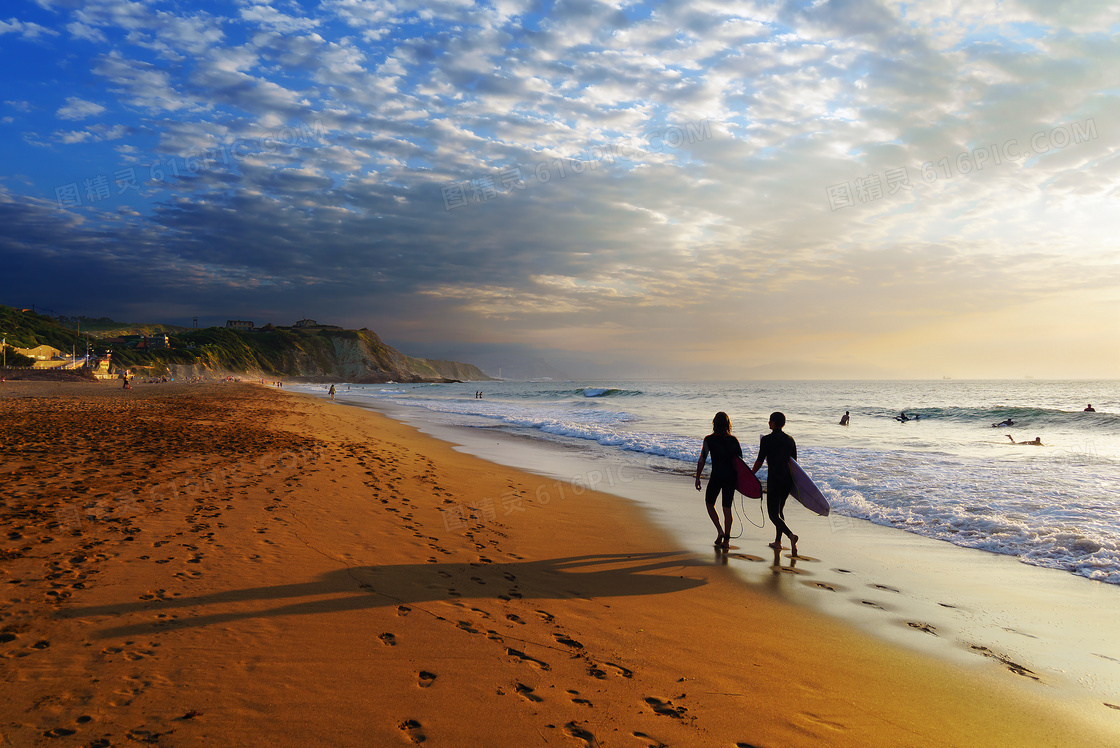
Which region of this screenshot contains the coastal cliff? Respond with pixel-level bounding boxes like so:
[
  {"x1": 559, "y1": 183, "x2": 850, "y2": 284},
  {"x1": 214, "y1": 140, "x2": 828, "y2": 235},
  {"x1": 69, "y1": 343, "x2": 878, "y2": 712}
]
[{"x1": 0, "y1": 307, "x2": 491, "y2": 382}]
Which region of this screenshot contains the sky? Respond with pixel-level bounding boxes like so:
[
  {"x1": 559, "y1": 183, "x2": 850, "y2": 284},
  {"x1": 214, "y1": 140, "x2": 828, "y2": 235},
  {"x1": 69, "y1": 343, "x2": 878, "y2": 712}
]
[{"x1": 1, "y1": 0, "x2": 1118, "y2": 380}]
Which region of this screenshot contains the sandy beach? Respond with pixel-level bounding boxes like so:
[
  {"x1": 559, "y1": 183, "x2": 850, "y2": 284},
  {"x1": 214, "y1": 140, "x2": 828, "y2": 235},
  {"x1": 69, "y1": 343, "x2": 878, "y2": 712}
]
[{"x1": 0, "y1": 381, "x2": 1114, "y2": 746}]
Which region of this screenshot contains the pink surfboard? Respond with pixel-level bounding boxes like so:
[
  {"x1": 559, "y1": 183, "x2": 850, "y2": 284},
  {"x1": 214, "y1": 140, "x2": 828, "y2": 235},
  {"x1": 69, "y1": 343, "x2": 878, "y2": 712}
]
[
  {"x1": 789, "y1": 458, "x2": 830, "y2": 516},
  {"x1": 733, "y1": 456, "x2": 762, "y2": 498}
]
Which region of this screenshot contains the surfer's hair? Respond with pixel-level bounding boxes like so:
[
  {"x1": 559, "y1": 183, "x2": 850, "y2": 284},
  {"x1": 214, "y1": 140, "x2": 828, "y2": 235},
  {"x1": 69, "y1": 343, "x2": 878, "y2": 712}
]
[
  {"x1": 712, "y1": 411, "x2": 731, "y2": 434},
  {"x1": 770, "y1": 411, "x2": 786, "y2": 428}
]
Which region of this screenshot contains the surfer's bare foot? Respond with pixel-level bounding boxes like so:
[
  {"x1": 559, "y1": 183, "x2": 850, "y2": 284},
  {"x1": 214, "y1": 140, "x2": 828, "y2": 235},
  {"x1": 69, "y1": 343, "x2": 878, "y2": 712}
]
[
  {"x1": 768, "y1": 541, "x2": 782, "y2": 549},
  {"x1": 719, "y1": 536, "x2": 730, "y2": 550},
  {"x1": 790, "y1": 535, "x2": 799, "y2": 555},
  {"x1": 714, "y1": 533, "x2": 725, "y2": 547}
]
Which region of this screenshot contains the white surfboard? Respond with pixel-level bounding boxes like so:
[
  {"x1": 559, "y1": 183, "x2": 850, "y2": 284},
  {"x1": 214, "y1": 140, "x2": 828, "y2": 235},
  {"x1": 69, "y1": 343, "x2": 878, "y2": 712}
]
[{"x1": 788, "y1": 458, "x2": 830, "y2": 516}]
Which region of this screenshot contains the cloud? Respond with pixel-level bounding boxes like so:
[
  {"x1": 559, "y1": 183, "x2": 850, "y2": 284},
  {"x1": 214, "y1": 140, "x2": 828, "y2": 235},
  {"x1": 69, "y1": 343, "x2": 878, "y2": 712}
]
[
  {"x1": 1, "y1": 0, "x2": 1118, "y2": 378},
  {"x1": 57, "y1": 97, "x2": 107, "y2": 120},
  {"x1": 0, "y1": 17, "x2": 59, "y2": 40}
]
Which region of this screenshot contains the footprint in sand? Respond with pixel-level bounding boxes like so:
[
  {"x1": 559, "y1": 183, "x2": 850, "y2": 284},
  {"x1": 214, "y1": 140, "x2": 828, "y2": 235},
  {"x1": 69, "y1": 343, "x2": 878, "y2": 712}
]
[
  {"x1": 506, "y1": 647, "x2": 550, "y2": 671},
  {"x1": 456, "y1": 621, "x2": 479, "y2": 634},
  {"x1": 418, "y1": 671, "x2": 436, "y2": 688},
  {"x1": 378, "y1": 633, "x2": 398, "y2": 646},
  {"x1": 505, "y1": 614, "x2": 525, "y2": 625},
  {"x1": 515, "y1": 682, "x2": 543, "y2": 702},
  {"x1": 398, "y1": 719, "x2": 425, "y2": 744},
  {"x1": 871, "y1": 584, "x2": 900, "y2": 593},
  {"x1": 906, "y1": 622, "x2": 938, "y2": 636},
  {"x1": 643, "y1": 697, "x2": 687, "y2": 719},
  {"x1": 552, "y1": 633, "x2": 583, "y2": 649},
  {"x1": 633, "y1": 731, "x2": 671, "y2": 747},
  {"x1": 859, "y1": 600, "x2": 887, "y2": 610},
  {"x1": 564, "y1": 722, "x2": 596, "y2": 747},
  {"x1": 807, "y1": 581, "x2": 838, "y2": 592}
]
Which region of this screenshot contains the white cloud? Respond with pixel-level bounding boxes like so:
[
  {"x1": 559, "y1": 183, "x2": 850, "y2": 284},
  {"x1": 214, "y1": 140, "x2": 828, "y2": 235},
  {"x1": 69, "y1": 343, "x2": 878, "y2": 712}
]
[{"x1": 57, "y1": 97, "x2": 107, "y2": 120}]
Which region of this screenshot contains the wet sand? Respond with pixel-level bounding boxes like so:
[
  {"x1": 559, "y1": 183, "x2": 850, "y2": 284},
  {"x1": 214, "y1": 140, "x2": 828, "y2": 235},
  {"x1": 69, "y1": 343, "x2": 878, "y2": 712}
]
[{"x1": 0, "y1": 381, "x2": 1114, "y2": 745}]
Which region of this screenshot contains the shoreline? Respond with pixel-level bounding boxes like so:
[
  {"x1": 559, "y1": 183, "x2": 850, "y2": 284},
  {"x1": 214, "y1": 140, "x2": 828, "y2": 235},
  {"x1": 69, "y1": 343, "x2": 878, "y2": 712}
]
[
  {"x1": 1, "y1": 381, "x2": 1115, "y2": 745},
  {"x1": 337, "y1": 388, "x2": 1120, "y2": 711}
]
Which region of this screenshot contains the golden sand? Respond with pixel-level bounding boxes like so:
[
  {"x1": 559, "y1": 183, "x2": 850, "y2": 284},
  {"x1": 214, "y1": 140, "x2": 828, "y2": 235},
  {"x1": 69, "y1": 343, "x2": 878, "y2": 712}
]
[{"x1": 0, "y1": 381, "x2": 1109, "y2": 745}]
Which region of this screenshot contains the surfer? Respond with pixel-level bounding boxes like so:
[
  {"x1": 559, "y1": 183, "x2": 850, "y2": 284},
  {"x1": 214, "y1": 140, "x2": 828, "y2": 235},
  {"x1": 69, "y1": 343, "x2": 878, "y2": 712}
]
[
  {"x1": 1085, "y1": 404, "x2": 1096, "y2": 412},
  {"x1": 839, "y1": 411, "x2": 849, "y2": 426},
  {"x1": 992, "y1": 418, "x2": 1014, "y2": 428},
  {"x1": 1007, "y1": 435, "x2": 1043, "y2": 445},
  {"x1": 750, "y1": 412, "x2": 798, "y2": 555},
  {"x1": 694, "y1": 411, "x2": 742, "y2": 550},
  {"x1": 896, "y1": 411, "x2": 909, "y2": 422}
]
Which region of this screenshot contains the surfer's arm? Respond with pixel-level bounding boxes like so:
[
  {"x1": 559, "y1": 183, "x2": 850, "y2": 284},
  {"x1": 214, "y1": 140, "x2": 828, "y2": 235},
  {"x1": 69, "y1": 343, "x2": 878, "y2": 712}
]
[{"x1": 695, "y1": 438, "x2": 709, "y2": 490}]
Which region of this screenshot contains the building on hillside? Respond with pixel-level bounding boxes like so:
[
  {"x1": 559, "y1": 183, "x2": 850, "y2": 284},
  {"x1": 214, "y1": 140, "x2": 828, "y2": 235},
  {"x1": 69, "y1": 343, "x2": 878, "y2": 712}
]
[
  {"x1": 14, "y1": 344, "x2": 62, "y2": 360},
  {"x1": 146, "y1": 334, "x2": 170, "y2": 349},
  {"x1": 293, "y1": 319, "x2": 318, "y2": 328},
  {"x1": 226, "y1": 320, "x2": 254, "y2": 330}
]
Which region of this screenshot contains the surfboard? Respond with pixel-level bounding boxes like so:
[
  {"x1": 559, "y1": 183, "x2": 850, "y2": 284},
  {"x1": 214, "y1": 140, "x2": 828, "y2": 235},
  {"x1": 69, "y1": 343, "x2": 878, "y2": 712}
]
[
  {"x1": 788, "y1": 458, "x2": 830, "y2": 516},
  {"x1": 733, "y1": 456, "x2": 762, "y2": 498}
]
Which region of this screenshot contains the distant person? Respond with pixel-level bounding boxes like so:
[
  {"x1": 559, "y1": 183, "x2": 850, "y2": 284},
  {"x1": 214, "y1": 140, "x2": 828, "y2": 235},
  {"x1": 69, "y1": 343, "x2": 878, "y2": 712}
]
[
  {"x1": 993, "y1": 418, "x2": 1014, "y2": 428},
  {"x1": 1084, "y1": 404, "x2": 1096, "y2": 412},
  {"x1": 695, "y1": 411, "x2": 742, "y2": 550},
  {"x1": 1007, "y1": 435, "x2": 1043, "y2": 446},
  {"x1": 329, "y1": 384, "x2": 336, "y2": 400},
  {"x1": 839, "y1": 411, "x2": 849, "y2": 426},
  {"x1": 750, "y1": 412, "x2": 798, "y2": 555},
  {"x1": 896, "y1": 411, "x2": 909, "y2": 422}
]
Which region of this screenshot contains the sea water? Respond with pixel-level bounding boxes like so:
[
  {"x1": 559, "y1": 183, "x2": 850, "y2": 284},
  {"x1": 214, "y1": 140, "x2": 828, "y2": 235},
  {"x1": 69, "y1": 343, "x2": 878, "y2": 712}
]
[{"x1": 298, "y1": 379, "x2": 1120, "y2": 586}]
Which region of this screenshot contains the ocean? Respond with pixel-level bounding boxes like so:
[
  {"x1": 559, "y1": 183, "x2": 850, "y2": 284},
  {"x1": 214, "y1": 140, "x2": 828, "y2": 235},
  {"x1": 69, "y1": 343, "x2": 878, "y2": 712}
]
[{"x1": 296, "y1": 378, "x2": 1120, "y2": 586}]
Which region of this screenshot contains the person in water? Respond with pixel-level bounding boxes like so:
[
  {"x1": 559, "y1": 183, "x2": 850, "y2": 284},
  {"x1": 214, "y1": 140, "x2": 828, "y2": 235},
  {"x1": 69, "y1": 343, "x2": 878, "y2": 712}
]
[
  {"x1": 1007, "y1": 435, "x2": 1043, "y2": 445},
  {"x1": 839, "y1": 411, "x2": 850, "y2": 426},
  {"x1": 695, "y1": 411, "x2": 741, "y2": 550},
  {"x1": 751, "y1": 412, "x2": 798, "y2": 555},
  {"x1": 993, "y1": 418, "x2": 1014, "y2": 427},
  {"x1": 1085, "y1": 404, "x2": 1096, "y2": 412}
]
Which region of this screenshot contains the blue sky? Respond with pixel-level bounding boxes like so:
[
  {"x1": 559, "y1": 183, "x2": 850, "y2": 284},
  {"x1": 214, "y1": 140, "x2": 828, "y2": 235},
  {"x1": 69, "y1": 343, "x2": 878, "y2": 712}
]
[{"x1": 1, "y1": 0, "x2": 1118, "y2": 379}]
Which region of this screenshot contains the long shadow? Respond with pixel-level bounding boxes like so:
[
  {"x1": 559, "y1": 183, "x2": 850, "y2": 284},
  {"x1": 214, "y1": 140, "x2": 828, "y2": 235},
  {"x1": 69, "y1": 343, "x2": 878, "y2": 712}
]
[{"x1": 65, "y1": 552, "x2": 708, "y2": 638}]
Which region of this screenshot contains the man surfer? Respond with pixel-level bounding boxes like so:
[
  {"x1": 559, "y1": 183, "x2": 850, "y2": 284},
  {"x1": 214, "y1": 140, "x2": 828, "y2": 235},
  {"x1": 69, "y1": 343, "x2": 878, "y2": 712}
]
[
  {"x1": 1007, "y1": 435, "x2": 1043, "y2": 445},
  {"x1": 695, "y1": 411, "x2": 741, "y2": 550},
  {"x1": 993, "y1": 418, "x2": 1014, "y2": 427},
  {"x1": 839, "y1": 411, "x2": 850, "y2": 426},
  {"x1": 751, "y1": 412, "x2": 798, "y2": 555},
  {"x1": 1085, "y1": 404, "x2": 1096, "y2": 412}
]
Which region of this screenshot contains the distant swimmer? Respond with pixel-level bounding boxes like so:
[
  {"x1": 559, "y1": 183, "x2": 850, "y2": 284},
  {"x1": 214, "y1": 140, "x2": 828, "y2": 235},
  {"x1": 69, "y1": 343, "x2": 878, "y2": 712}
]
[
  {"x1": 839, "y1": 411, "x2": 850, "y2": 426},
  {"x1": 1007, "y1": 435, "x2": 1043, "y2": 446},
  {"x1": 896, "y1": 411, "x2": 908, "y2": 422},
  {"x1": 1085, "y1": 404, "x2": 1096, "y2": 412},
  {"x1": 992, "y1": 418, "x2": 1014, "y2": 428}
]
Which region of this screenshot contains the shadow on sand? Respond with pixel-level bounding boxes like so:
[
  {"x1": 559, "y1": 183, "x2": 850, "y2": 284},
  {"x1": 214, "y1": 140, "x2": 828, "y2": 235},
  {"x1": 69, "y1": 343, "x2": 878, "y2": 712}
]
[{"x1": 67, "y1": 551, "x2": 709, "y2": 638}]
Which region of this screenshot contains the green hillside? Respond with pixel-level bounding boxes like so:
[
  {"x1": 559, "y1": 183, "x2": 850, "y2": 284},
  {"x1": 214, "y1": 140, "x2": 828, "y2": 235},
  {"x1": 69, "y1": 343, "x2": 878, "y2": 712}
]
[{"x1": 0, "y1": 306, "x2": 491, "y2": 382}]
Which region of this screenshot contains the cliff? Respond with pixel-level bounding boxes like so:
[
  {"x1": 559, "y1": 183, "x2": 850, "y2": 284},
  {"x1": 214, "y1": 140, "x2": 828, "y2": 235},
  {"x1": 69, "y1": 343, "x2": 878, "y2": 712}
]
[{"x1": 0, "y1": 307, "x2": 491, "y2": 382}]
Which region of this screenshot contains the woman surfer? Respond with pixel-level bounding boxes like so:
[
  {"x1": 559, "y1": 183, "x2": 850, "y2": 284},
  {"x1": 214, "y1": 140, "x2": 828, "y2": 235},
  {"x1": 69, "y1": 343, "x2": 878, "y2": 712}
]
[{"x1": 695, "y1": 412, "x2": 742, "y2": 549}]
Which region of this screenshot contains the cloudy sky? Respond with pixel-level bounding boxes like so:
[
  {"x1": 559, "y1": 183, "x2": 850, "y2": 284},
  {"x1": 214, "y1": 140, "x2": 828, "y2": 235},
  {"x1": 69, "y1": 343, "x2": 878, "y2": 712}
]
[{"x1": 1, "y1": 0, "x2": 1117, "y2": 379}]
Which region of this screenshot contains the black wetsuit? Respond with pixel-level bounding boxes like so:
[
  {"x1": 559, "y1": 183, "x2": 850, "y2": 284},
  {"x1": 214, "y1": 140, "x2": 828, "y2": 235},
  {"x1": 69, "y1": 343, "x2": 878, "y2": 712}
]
[
  {"x1": 758, "y1": 430, "x2": 797, "y2": 537},
  {"x1": 703, "y1": 433, "x2": 742, "y2": 508}
]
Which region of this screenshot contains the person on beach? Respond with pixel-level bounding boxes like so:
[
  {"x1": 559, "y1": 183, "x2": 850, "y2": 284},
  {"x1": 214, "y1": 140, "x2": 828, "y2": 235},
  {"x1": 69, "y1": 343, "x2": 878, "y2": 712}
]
[
  {"x1": 695, "y1": 411, "x2": 741, "y2": 549},
  {"x1": 329, "y1": 384, "x2": 336, "y2": 400},
  {"x1": 751, "y1": 412, "x2": 798, "y2": 555},
  {"x1": 1007, "y1": 435, "x2": 1043, "y2": 445},
  {"x1": 1085, "y1": 404, "x2": 1096, "y2": 412},
  {"x1": 839, "y1": 411, "x2": 849, "y2": 426}
]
